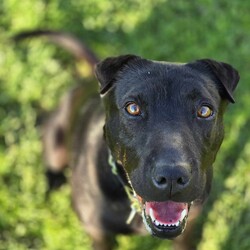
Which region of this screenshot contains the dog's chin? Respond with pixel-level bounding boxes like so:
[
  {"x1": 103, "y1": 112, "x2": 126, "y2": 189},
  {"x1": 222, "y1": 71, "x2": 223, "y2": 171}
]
[{"x1": 136, "y1": 196, "x2": 192, "y2": 239}]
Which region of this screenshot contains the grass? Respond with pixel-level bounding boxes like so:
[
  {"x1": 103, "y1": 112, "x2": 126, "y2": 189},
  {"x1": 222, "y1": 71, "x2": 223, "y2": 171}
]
[{"x1": 0, "y1": 0, "x2": 250, "y2": 249}]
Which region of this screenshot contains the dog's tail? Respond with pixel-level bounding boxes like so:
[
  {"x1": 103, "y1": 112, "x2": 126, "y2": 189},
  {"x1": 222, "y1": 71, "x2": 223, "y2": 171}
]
[
  {"x1": 14, "y1": 30, "x2": 99, "y2": 195},
  {"x1": 13, "y1": 29, "x2": 99, "y2": 77}
]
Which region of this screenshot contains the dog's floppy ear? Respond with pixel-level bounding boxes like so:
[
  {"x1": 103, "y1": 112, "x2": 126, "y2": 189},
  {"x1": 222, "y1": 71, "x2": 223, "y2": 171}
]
[
  {"x1": 195, "y1": 59, "x2": 240, "y2": 103},
  {"x1": 95, "y1": 54, "x2": 140, "y2": 95}
]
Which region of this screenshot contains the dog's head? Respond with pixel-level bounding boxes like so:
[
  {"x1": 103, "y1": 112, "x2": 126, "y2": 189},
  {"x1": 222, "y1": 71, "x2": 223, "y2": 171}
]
[{"x1": 95, "y1": 55, "x2": 239, "y2": 238}]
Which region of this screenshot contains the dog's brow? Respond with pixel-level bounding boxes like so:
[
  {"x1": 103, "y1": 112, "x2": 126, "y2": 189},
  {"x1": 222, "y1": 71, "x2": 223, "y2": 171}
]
[{"x1": 186, "y1": 89, "x2": 202, "y2": 100}]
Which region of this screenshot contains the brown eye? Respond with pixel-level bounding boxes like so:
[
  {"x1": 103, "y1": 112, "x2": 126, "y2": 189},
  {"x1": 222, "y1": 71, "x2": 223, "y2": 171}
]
[
  {"x1": 125, "y1": 102, "x2": 141, "y2": 116},
  {"x1": 197, "y1": 105, "x2": 213, "y2": 118}
]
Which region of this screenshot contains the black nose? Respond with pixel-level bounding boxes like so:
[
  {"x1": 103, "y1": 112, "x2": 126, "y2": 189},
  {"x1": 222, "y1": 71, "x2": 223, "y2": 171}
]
[{"x1": 152, "y1": 165, "x2": 191, "y2": 195}]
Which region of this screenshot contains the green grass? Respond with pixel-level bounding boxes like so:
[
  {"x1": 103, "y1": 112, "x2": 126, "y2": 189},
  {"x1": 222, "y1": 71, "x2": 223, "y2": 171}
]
[{"x1": 0, "y1": 0, "x2": 250, "y2": 249}]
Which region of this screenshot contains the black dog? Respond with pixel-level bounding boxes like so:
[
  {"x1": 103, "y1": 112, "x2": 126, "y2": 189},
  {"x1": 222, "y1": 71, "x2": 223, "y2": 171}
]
[
  {"x1": 14, "y1": 31, "x2": 240, "y2": 250},
  {"x1": 70, "y1": 55, "x2": 239, "y2": 249}
]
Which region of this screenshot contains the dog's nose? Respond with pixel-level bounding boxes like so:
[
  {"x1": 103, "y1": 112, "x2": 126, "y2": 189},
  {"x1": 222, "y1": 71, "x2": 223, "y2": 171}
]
[{"x1": 152, "y1": 165, "x2": 191, "y2": 195}]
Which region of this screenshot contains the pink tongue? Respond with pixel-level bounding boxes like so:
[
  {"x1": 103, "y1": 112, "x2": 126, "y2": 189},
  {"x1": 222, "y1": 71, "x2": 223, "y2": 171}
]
[{"x1": 145, "y1": 201, "x2": 187, "y2": 224}]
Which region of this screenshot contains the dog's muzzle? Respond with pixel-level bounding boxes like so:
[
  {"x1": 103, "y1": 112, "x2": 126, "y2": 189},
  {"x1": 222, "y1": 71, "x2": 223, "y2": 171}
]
[{"x1": 108, "y1": 152, "x2": 193, "y2": 238}]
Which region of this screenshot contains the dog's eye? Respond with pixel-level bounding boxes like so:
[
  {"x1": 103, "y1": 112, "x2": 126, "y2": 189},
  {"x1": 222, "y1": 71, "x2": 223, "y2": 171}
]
[
  {"x1": 125, "y1": 102, "x2": 141, "y2": 116},
  {"x1": 197, "y1": 105, "x2": 213, "y2": 119}
]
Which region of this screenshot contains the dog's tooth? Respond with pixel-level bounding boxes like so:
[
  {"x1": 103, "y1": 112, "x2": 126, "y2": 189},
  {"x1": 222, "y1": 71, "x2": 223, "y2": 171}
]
[
  {"x1": 149, "y1": 208, "x2": 155, "y2": 221},
  {"x1": 153, "y1": 219, "x2": 181, "y2": 228},
  {"x1": 180, "y1": 209, "x2": 187, "y2": 222},
  {"x1": 154, "y1": 220, "x2": 160, "y2": 226}
]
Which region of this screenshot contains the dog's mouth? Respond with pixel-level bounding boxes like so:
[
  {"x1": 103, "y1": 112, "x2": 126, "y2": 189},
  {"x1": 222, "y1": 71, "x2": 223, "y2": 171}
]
[
  {"x1": 112, "y1": 159, "x2": 192, "y2": 238},
  {"x1": 136, "y1": 196, "x2": 191, "y2": 238}
]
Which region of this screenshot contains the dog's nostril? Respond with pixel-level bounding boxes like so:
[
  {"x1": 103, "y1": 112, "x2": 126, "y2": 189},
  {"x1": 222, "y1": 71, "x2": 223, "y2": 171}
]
[
  {"x1": 177, "y1": 177, "x2": 186, "y2": 186},
  {"x1": 155, "y1": 176, "x2": 167, "y2": 185},
  {"x1": 153, "y1": 174, "x2": 169, "y2": 189}
]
